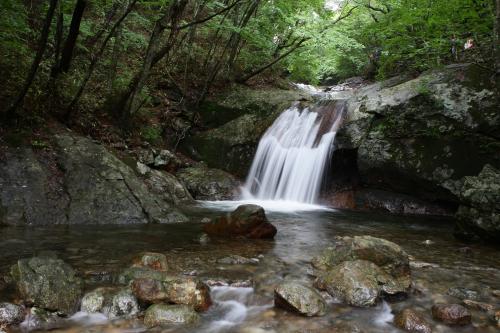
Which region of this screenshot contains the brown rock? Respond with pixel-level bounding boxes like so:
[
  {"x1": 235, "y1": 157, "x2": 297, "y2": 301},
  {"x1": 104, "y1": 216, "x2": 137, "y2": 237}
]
[
  {"x1": 203, "y1": 204, "x2": 277, "y2": 239},
  {"x1": 394, "y1": 308, "x2": 432, "y2": 333},
  {"x1": 131, "y1": 278, "x2": 167, "y2": 303},
  {"x1": 462, "y1": 299, "x2": 494, "y2": 313},
  {"x1": 431, "y1": 304, "x2": 471, "y2": 326},
  {"x1": 132, "y1": 252, "x2": 168, "y2": 271}
]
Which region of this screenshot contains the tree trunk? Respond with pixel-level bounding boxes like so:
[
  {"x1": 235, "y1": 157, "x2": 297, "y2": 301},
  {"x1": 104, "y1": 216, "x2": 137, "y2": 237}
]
[
  {"x1": 5, "y1": 0, "x2": 58, "y2": 119},
  {"x1": 50, "y1": 2, "x2": 64, "y2": 77},
  {"x1": 59, "y1": 0, "x2": 87, "y2": 73},
  {"x1": 495, "y1": 0, "x2": 500, "y2": 73}
]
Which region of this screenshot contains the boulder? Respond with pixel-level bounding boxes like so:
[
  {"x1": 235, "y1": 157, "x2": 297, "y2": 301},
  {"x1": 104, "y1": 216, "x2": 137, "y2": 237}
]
[
  {"x1": 455, "y1": 164, "x2": 500, "y2": 241},
  {"x1": 176, "y1": 165, "x2": 240, "y2": 200},
  {"x1": 431, "y1": 303, "x2": 471, "y2": 326},
  {"x1": 274, "y1": 281, "x2": 327, "y2": 317},
  {"x1": 143, "y1": 304, "x2": 199, "y2": 327},
  {"x1": 10, "y1": 256, "x2": 83, "y2": 314},
  {"x1": 143, "y1": 169, "x2": 194, "y2": 205},
  {"x1": 315, "y1": 260, "x2": 391, "y2": 307},
  {"x1": 131, "y1": 276, "x2": 212, "y2": 312},
  {"x1": 394, "y1": 308, "x2": 432, "y2": 333},
  {"x1": 21, "y1": 307, "x2": 64, "y2": 331},
  {"x1": 312, "y1": 235, "x2": 411, "y2": 291},
  {"x1": 203, "y1": 204, "x2": 277, "y2": 239},
  {"x1": 0, "y1": 303, "x2": 25, "y2": 326}
]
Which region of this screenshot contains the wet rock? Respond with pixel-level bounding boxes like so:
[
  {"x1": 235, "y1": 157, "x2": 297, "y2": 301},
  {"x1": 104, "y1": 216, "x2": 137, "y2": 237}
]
[
  {"x1": 132, "y1": 252, "x2": 168, "y2": 271},
  {"x1": 462, "y1": 300, "x2": 494, "y2": 313},
  {"x1": 315, "y1": 260, "x2": 387, "y2": 307},
  {"x1": 492, "y1": 290, "x2": 500, "y2": 298},
  {"x1": 177, "y1": 165, "x2": 240, "y2": 200},
  {"x1": 455, "y1": 164, "x2": 500, "y2": 242},
  {"x1": 22, "y1": 307, "x2": 64, "y2": 331},
  {"x1": 394, "y1": 308, "x2": 432, "y2": 333},
  {"x1": 81, "y1": 287, "x2": 139, "y2": 318},
  {"x1": 10, "y1": 256, "x2": 83, "y2": 314},
  {"x1": 312, "y1": 235, "x2": 411, "y2": 292},
  {"x1": 118, "y1": 266, "x2": 170, "y2": 285},
  {"x1": 143, "y1": 169, "x2": 194, "y2": 205},
  {"x1": 446, "y1": 287, "x2": 479, "y2": 301},
  {"x1": 203, "y1": 204, "x2": 277, "y2": 239},
  {"x1": 0, "y1": 303, "x2": 25, "y2": 326},
  {"x1": 131, "y1": 276, "x2": 212, "y2": 311},
  {"x1": 154, "y1": 150, "x2": 177, "y2": 168},
  {"x1": 274, "y1": 281, "x2": 327, "y2": 317},
  {"x1": 494, "y1": 310, "x2": 500, "y2": 327},
  {"x1": 431, "y1": 303, "x2": 471, "y2": 325},
  {"x1": 143, "y1": 304, "x2": 199, "y2": 327},
  {"x1": 136, "y1": 162, "x2": 150, "y2": 175}
]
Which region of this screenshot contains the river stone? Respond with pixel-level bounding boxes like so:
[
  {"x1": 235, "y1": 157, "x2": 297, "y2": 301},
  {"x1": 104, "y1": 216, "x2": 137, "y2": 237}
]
[
  {"x1": 143, "y1": 170, "x2": 194, "y2": 205},
  {"x1": 109, "y1": 289, "x2": 139, "y2": 318},
  {"x1": 118, "y1": 266, "x2": 170, "y2": 285},
  {"x1": 315, "y1": 260, "x2": 385, "y2": 307},
  {"x1": 312, "y1": 236, "x2": 411, "y2": 291},
  {"x1": 394, "y1": 308, "x2": 432, "y2": 333},
  {"x1": 132, "y1": 252, "x2": 168, "y2": 271},
  {"x1": 0, "y1": 303, "x2": 25, "y2": 326},
  {"x1": 446, "y1": 287, "x2": 479, "y2": 301},
  {"x1": 143, "y1": 304, "x2": 199, "y2": 327},
  {"x1": 81, "y1": 287, "x2": 139, "y2": 318},
  {"x1": 10, "y1": 256, "x2": 83, "y2": 314},
  {"x1": 22, "y1": 307, "x2": 64, "y2": 331},
  {"x1": 274, "y1": 281, "x2": 327, "y2": 317},
  {"x1": 131, "y1": 276, "x2": 212, "y2": 311},
  {"x1": 431, "y1": 303, "x2": 471, "y2": 325},
  {"x1": 462, "y1": 299, "x2": 494, "y2": 313},
  {"x1": 176, "y1": 165, "x2": 240, "y2": 200},
  {"x1": 203, "y1": 204, "x2": 277, "y2": 239}
]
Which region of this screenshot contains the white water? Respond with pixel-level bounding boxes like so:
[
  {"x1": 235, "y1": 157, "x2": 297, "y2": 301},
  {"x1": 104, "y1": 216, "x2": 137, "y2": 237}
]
[{"x1": 242, "y1": 101, "x2": 345, "y2": 204}]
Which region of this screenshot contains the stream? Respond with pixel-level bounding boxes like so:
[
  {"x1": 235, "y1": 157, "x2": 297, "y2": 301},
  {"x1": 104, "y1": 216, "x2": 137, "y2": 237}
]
[{"x1": 1, "y1": 202, "x2": 499, "y2": 332}]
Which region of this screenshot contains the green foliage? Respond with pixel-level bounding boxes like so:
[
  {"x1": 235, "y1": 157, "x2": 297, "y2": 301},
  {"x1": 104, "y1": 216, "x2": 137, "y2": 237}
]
[{"x1": 140, "y1": 125, "x2": 162, "y2": 143}]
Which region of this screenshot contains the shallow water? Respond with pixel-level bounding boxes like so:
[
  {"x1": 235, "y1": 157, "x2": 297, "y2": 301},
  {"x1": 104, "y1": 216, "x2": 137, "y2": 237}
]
[{"x1": 1, "y1": 203, "x2": 499, "y2": 332}]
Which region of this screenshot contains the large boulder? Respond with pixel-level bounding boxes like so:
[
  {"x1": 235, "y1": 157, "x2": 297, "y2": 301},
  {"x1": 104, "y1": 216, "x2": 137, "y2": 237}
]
[
  {"x1": 312, "y1": 235, "x2": 411, "y2": 291},
  {"x1": 203, "y1": 204, "x2": 277, "y2": 239},
  {"x1": 274, "y1": 281, "x2": 327, "y2": 317},
  {"x1": 0, "y1": 133, "x2": 188, "y2": 225},
  {"x1": 431, "y1": 303, "x2": 471, "y2": 326},
  {"x1": 329, "y1": 64, "x2": 499, "y2": 239},
  {"x1": 454, "y1": 164, "x2": 500, "y2": 241},
  {"x1": 181, "y1": 85, "x2": 310, "y2": 177},
  {"x1": 10, "y1": 256, "x2": 83, "y2": 314},
  {"x1": 176, "y1": 165, "x2": 240, "y2": 200}
]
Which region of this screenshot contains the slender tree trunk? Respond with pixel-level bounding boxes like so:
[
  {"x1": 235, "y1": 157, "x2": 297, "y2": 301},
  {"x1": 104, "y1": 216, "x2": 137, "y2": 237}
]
[
  {"x1": 59, "y1": 0, "x2": 87, "y2": 73},
  {"x1": 495, "y1": 0, "x2": 500, "y2": 73},
  {"x1": 50, "y1": 2, "x2": 64, "y2": 77},
  {"x1": 5, "y1": 0, "x2": 58, "y2": 119}
]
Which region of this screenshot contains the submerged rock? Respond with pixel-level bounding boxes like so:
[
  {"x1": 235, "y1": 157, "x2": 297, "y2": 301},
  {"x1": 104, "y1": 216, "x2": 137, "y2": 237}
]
[
  {"x1": 394, "y1": 308, "x2": 432, "y2": 333},
  {"x1": 176, "y1": 165, "x2": 240, "y2": 200},
  {"x1": 312, "y1": 235, "x2": 411, "y2": 292},
  {"x1": 274, "y1": 281, "x2": 327, "y2": 317},
  {"x1": 203, "y1": 204, "x2": 277, "y2": 239},
  {"x1": 10, "y1": 256, "x2": 83, "y2": 314},
  {"x1": 22, "y1": 307, "x2": 64, "y2": 331},
  {"x1": 446, "y1": 287, "x2": 479, "y2": 301},
  {"x1": 462, "y1": 299, "x2": 494, "y2": 313},
  {"x1": 132, "y1": 252, "x2": 168, "y2": 271},
  {"x1": 431, "y1": 303, "x2": 471, "y2": 326},
  {"x1": 143, "y1": 304, "x2": 199, "y2": 327},
  {"x1": 0, "y1": 303, "x2": 25, "y2": 326}
]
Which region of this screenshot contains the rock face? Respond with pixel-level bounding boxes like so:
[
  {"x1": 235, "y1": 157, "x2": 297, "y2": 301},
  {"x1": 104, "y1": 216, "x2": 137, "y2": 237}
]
[
  {"x1": 0, "y1": 134, "x2": 188, "y2": 225},
  {"x1": 431, "y1": 303, "x2": 471, "y2": 326},
  {"x1": 10, "y1": 256, "x2": 83, "y2": 314},
  {"x1": 176, "y1": 165, "x2": 240, "y2": 200},
  {"x1": 274, "y1": 281, "x2": 326, "y2": 317},
  {"x1": 454, "y1": 164, "x2": 500, "y2": 241},
  {"x1": 143, "y1": 169, "x2": 194, "y2": 205},
  {"x1": 203, "y1": 204, "x2": 277, "y2": 239},
  {"x1": 181, "y1": 85, "x2": 310, "y2": 177},
  {"x1": 394, "y1": 308, "x2": 432, "y2": 333},
  {"x1": 312, "y1": 236, "x2": 410, "y2": 307},
  {"x1": 330, "y1": 64, "x2": 499, "y2": 240},
  {"x1": 0, "y1": 303, "x2": 25, "y2": 326},
  {"x1": 144, "y1": 304, "x2": 199, "y2": 327}
]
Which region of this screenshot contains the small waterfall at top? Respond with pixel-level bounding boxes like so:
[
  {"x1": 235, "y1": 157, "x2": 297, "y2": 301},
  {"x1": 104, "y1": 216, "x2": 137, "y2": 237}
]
[{"x1": 242, "y1": 98, "x2": 346, "y2": 204}]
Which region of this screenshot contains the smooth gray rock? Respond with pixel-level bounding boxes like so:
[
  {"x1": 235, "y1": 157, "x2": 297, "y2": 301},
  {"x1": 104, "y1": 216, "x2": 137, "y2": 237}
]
[
  {"x1": 143, "y1": 304, "x2": 199, "y2": 327},
  {"x1": 274, "y1": 281, "x2": 327, "y2": 316},
  {"x1": 0, "y1": 302, "x2": 25, "y2": 326}
]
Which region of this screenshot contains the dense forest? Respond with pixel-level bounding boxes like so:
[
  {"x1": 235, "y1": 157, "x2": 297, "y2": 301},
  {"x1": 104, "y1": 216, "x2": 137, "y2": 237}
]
[{"x1": 1, "y1": 0, "x2": 498, "y2": 139}]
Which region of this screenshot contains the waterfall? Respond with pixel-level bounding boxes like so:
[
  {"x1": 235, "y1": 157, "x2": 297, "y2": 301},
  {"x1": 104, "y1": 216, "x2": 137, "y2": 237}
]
[{"x1": 242, "y1": 100, "x2": 346, "y2": 204}]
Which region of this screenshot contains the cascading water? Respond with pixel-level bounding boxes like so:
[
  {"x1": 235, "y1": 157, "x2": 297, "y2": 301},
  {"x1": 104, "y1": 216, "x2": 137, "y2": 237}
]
[{"x1": 242, "y1": 99, "x2": 346, "y2": 204}]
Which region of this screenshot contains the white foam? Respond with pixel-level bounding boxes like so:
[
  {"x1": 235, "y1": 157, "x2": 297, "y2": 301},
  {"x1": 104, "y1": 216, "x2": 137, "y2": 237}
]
[{"x1": 198, "y1": 199, "x2": 333, "y2": 213}]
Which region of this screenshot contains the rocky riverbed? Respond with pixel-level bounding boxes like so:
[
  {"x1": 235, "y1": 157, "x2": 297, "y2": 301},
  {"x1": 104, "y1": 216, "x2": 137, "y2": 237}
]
[{"x1": 1, "y1": 204, "x2": 499, "y2": 333}]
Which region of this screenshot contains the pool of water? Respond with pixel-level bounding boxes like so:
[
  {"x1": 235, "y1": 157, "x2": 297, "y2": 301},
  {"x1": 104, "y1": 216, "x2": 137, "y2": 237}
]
[{"x1": 1, "y1": 203, "x2": 499, "y2": 332}]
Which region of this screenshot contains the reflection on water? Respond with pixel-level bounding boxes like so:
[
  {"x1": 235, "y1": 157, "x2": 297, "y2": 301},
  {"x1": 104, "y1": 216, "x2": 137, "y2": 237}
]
[{"x1": 1, "y1": 205, "x2": 499, "y2": 332}]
